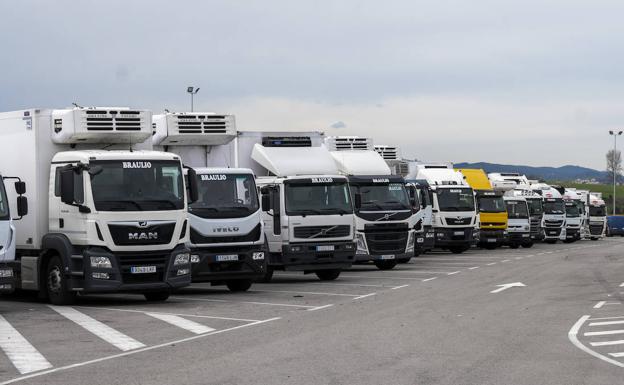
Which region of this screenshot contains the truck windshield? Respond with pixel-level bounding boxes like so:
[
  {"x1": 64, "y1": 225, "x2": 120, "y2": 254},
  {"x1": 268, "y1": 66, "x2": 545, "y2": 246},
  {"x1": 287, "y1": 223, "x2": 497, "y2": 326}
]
[
  {"x1": 189, "y1": 173, "x2": 259, "y2": 219},
  {"x1": 436, "y1": 188, "x2": 475, "y2": 212},
  {"x1": 0, "y1": 181, "x2": 8, "y2": 220},
  {"x1": 506, "y1": 201, "x2": 529, "y2": 219},
  {"x1": 565, "y1": 204, "x2": 580, "y2": 218},
  {"x1": 351, "y1": 183, "x2": 411, "y2": 211},
  {"x1": 478, "y1": 196, "x2": 505, "y2": 213},
  {"x1": 90, "y1": 160, "x2": 185, "y2": 211},
  {"x1": 543, "y1": 200, "x2": 565, "y2": 215},
  {"x1": 527, "y1": 198, "x2": 543, "y2": 216},
  {"x1": 285, "y1": 182, "x2": 352, "y2": 216},
  {"x1": 589, "y1": 206, "x2": 606, "y2": 216}
]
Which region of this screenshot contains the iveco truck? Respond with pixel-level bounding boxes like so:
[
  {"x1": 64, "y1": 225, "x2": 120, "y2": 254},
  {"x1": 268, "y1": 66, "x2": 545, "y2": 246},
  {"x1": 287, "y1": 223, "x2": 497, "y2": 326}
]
[
  {"x1": 0, "y1": 108, "x2": 196, "y2": 304},
  {"x1": 0, "y1": 175, "x2": 28, "y2": 293},
  {"x1": 205, "y1": 131, "x2": 356, "y2": 281},
  {"x1": 457, "y1": 169, "x2": 508, "y2": 249},
  {"x1": 326, "y1": 137, "x2": 420, "y2": 269},
  {"x1": 153, "y1": 112, "x2": 266, "y2": 292},
  {"x1": 409, "y1": 164, "x2": 477, "y2": 254}
]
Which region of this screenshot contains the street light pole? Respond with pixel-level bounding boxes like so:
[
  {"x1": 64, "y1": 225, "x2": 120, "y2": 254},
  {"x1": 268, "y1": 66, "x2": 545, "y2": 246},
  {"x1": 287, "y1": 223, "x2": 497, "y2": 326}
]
[
  {"x1": 609, "y1": 130, "x2": 623, "y2": 215},
  {"x1": 186, "y1": 86, "x2": 200, "y2": 112}
]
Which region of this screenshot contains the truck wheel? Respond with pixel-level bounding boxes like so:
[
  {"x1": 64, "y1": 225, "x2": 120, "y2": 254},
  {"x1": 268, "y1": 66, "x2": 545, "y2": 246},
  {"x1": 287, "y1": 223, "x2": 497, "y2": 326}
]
[
  {"x1": 397, "y1": 257, "x2": 412, "y2": 264},
  {"x1": 483, "y1": 244, "x2": 497, "y2": 250},
  {"x1": 226, "y1": 279, "x2": 253, "y2": 292},
  {"x1": 449, "y1": 246, "x2": 465, "y2": 254},
  {"x1": 521, "y1": 242, "x2": 533, "y2": 248},
  {"x1": 257, "y1": 266, "x2": 274, "y2": 283},
  {"x1": 590, "y1": 237, "x2": 599, "y2": 241},
  {"x1": 46, "y1": 255, "x2": 76, "y2": 306},
  {"x1": 509, "y1": 243, "x2": 520, "y2": 249},
  {"x1": 144, "y1": 291, "x2": 170, "y2": 302},
  {"x1": 374, "y1": 260, "x2": 397, "y2": 270},
  {"x1": 315, "y1": 269, "x2": 341, "y2": 281}
]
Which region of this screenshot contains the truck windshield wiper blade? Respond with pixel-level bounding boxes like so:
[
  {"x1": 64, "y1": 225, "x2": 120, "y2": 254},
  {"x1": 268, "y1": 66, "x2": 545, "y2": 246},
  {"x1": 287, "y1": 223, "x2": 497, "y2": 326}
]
[
  {"x1": 320, "y1": 208, "x2": 351, "y2": 214},
  {"x1": 383, "y1": 200, "x2": 410, "y2": 209},
  {"x1": 145, "y1": 199, "x2": 179, "y2": 209},
  {"x1": 97, "y1": 200, "x2": 143, "y2": 210},
  {"x1": 362, "y1": 201, "x2": 385, "y2": 210}
]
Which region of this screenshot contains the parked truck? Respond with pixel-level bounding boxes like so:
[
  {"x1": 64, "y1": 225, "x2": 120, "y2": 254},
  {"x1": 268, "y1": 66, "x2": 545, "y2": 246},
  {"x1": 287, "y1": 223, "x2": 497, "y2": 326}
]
[
  {"x1": 0, "y1": 175, "x2": 28, "y2": 293},
  {"x1": 561, "y1": 188, "x2": 583, "y2": 243},
  {"x1": 0, "y1": 107, "x2": 197, "y2": 304},
  {"x1": 457, "y1": 169, "x2": 508, "y2": 249},
  {"x1": 585, "y1": 192, "x2": 607, "y2": 240},
  {"x1": 326, "y1": 137, "x2": 421, "y2": 269},
  {"x1": 502, "y1": 196, "x2": 531, "y2": 248},
  {"x1": 530, "y1": 183, "x2": 566, "y2": 243},
  {"x1": 409, "y1": 163, "x2": 477, "y2": 254},
  {"x1": 204, "y1": 131, "x2": 357, "y2": 281},
  {"x1": 152, "y1": 112, "x2": 266, "y2": 291}
]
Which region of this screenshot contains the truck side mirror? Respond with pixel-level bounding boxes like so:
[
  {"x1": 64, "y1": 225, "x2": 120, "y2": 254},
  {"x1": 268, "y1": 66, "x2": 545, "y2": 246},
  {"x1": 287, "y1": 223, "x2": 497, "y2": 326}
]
[
  {"x1": 16, "y1": 196, "x2": 28, "y2": 218},
  {"x1": 354, "y1": 193, "x2": 362, "y2": 209},
  {"x1": 14, "y1": 181, "x2": 26, "y2": 195},
  {"x1": 186, "y1": 168, "x2": 199, "y2": 204},
  {"x1": 60, "y1": 169, "x2": 75, "y2": 205},
  {"x1": 261, "y1": 194, "x2": 271, "y2": 212}
]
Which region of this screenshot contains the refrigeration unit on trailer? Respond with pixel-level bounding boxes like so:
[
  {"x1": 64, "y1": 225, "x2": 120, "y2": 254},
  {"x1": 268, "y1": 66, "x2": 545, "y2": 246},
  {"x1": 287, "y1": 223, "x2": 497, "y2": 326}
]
[
  {"x1": 561, "y1": 188, "x2": 583, "y2": 243},
  {"x1": 457, "y1": 169, "x2": 508, "y2": 249},
  {"x1": 0, "y1": 107, "x2": 197, "y2": 304},
  {"x1": 0, "y1": 175, "x2": 28, "y2": 293},
  {"x1": 409, "y1": 163, "x2": 477, "y2": 254},
  {"x1": 502, "y1": 196, "x2": 531, "y2": 248},
  {"x1": 326, "y1": 137, "x2": 421, "y2": 269},
  {"x1": 153, "y1": 112, "x2": 266, "y2": 292},
  {"x1": 530, "y1": 183, "x2": 566, "y2": 244},
  {"x1": 488, "y1": 173, "x2": 544, "y2": 241},
  {"x1": 231, "y1": 131, "x2": 356, "y2": 282}
]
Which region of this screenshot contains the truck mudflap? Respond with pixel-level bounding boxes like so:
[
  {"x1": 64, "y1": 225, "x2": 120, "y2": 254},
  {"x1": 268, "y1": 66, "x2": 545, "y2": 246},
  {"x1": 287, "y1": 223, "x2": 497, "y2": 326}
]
[
  {"x1": 0, "y1": 264, "x2": 14, "y2": 293},
  {"x1": 273, "y1": 241, "x2": 356, "y2": 271},
  {"x1": 433, "y1": 227, "x2": 475, "y2": 248},
  {"x1": 77, "y1": 245, "x2": 191, "y2": 293},
  {"x1": 189, "y1": 244, "x2": 267, "y2": 283}
]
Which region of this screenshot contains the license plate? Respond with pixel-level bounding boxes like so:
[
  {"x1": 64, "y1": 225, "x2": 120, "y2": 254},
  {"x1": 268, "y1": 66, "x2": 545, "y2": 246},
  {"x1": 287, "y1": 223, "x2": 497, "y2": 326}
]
[
  {"x1": 216, "y1": 254, "x2": 238, "y2": 262},
  {"x1": 416, "y1": 237, "x2": 424, "y2": 243},
  {"x1": 426, "y1": 233, "x2": 434, "y2": 238},
  {"x1": 454, "y1": 231, "x2": 464, "y2": 236},
  {"x1": 548, "y1": 231, "x2": 557, "y2": 235},
  {"x1": 487, "y1": 238, "x2": 497, "y2": 243},
  {"x1": 522, "y1": 234, "x2": 529, "y2": 237},
  {"x1": 380, "y1": 255, "x2": 395, "y2": 260},
  {"x1": 316, "y1": 245, "x2": 335, "y2": 252},
  {"x1": 130, "y1": 266, "x2": 156, "y2": 274}
]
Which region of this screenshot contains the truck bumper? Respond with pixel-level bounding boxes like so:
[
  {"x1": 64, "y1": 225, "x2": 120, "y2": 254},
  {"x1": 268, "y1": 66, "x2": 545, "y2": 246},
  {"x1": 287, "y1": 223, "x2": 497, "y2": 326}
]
[
  {"x1": 274, "y1": 241, "x2": 356, "y2": 271},
  {"x1": 543, "y1": 227, "x2": 563, "y2": 239},
  {"x1": 189, "y1": 244, "x2": 266, "y2": 283},
  {"x1": 79, "y1": 245, "x2": 191, "y2": 293},
  {"x1": 433, "y1": 227, "x2": 475, "y2": 248},
  {"x1": 507, "y1": 231, "x2": 531, "y2": 244},
  {"x1": 478, "y1": 229, "x2": 506, "y2": 246},
  {"x1": 415, "y1": 227, "x2": 435, "y2": 253},
  {"x1": 0, "y1": 264, "x2": 14, "y2": 293},
  {"x1": 565, "y1": 228, "x2": 580, "y2": 240}
]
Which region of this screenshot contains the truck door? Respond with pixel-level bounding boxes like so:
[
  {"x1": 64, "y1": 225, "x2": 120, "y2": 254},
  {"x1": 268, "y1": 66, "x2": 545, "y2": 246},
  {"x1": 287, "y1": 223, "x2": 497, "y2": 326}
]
[{"x1": 51, "y1": 164, "x2": 89, "y2": 244}]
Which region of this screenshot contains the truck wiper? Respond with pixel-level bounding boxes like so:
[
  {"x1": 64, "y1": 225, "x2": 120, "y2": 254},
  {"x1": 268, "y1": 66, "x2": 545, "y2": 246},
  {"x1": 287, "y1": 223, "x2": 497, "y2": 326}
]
[
  {"x1": 383, "y1": 200, "x2": 410, "y2": 209},
  {"x1": 291, "y1": 209, "x2": 323, "y2": 216},
  {"x1": 97, "y1": 200, "x2": 143, "y2": 210},
  {"x1": 320, "y1": 208, "x2": 351, "y2": 215},
  {"x1": 362, "y1": 201, "x2": 385, "y2": 210},
  {"x1": 145, "y1": 199, "x2": 179, "y2": 209}
]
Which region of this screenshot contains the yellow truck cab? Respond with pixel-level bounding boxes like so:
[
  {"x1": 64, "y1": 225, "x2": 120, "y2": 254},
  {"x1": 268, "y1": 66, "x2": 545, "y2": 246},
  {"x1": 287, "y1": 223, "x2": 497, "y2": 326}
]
[{"x1": 457, "y1": 169, "x2": 508, "y2": 249}]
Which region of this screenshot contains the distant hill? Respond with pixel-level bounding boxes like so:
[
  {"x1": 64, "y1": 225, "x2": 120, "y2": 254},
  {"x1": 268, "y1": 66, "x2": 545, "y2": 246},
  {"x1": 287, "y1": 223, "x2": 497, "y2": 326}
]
[{"x1": 453, "y1": 162, "x2": 607, "y2": 182}]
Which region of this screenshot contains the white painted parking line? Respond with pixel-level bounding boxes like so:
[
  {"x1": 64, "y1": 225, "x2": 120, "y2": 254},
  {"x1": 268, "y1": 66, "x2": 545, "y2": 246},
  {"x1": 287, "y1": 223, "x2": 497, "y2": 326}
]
[
  {"x1": 609, "y1": 352, "x2": 624, "y2": 358},
  {"x1": 422, "y1": 277, "x2": 437, "y2": 282},
  {"x1": 569, "y1": 315, "x2": 624, "y2": 368},
  {"x1": 515, "y1": 257, "x2": 523, "y2": 260},
  {"x1": 447, "y1": 271, "x2": 460, "y2": 275},
  {"x1": 252, "y1": 289, "x2": 362, "y2": 297},
  {"x1": 0, "y1": 315, "x2": 53, "y2": 374},
  {"x1": 590, "y1": 340, "x2": 624, "y2": 347},
  {"x1": 501, "y1": 259, "x2": 510, "y2": 263},
  {"x1": 391, "y1": 284, "x2": 410, "y2": 290},
  {"x1": 307, "y1": 304, "x2": 334, "y2": 312},
  {"x1": 337, "y1": 275, "x2": 433, "y2": 281},
  {"x1": 589, "y1": 320, "x2": 624, "y2": 327},
  {"x1": 486, "y1": 263, "x2": 497, "y2": 266},
  {"x1": 594, "y1": 301, "x2": 607, "y2": 309},
  {"x1": 620, "y1": 283, "x2": 624, "y2": 287},
  {"x1": 353, "y1": 293, "x2": 376, "y2": 300},
  {"x1": 145, "y1": 313, "x2": 215, "y2": 335},
  {"x1": 526, "y1": 255, "x2": 534, "y2": 258},
  {"x1": 76, "y1": 306, "x2": 261, "y2": 323},
  {"x1": 584, "y1": 330, "x2": 624, "y2": 337},
  {"x1": 49, "y1": 306, "x2": 145, "y2": 351},
  {"x1": 170, "y1": 296, "x2": 319, "y2": 309},
  {"x1": 468, "y1": 266, "x2": 480, "y2": 270}
]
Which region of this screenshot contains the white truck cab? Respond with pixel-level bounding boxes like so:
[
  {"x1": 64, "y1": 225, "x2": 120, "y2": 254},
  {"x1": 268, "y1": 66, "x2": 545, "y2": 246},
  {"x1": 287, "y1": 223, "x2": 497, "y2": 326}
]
[
  {"x1": 562, "y1": 188, "x2": 583, "y2": 243},
  {"x1": 409, "y1": 163, "x2": 477, "y2": 254},
  {"x1": 530, "y1": 183, "x2": 566, "y2": 243},
  {"x1": 0, "y1": 175, "x2": 28, "y2": 292},
  {"x1": 502, "y1": 196, "x2": 531, "y2": 248},
  {"x1": 586, "y1": 193, "x2": 607, "y2": 240},
  {"x1": 0, "y1": 107, "x2": 196, "y2": 304}
]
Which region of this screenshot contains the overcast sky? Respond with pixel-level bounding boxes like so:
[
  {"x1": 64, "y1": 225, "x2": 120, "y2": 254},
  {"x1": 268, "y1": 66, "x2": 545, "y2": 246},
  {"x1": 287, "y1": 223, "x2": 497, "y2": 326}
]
[{"x1": 1, "y1": 0, "x2": 622, "y2": 169}]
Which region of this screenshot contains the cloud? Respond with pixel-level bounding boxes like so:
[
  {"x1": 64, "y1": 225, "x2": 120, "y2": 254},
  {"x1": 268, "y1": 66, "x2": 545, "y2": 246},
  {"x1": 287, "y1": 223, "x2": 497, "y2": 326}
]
[{"x1": 330, "y1": 121, "x2": 347, "y2": 129}]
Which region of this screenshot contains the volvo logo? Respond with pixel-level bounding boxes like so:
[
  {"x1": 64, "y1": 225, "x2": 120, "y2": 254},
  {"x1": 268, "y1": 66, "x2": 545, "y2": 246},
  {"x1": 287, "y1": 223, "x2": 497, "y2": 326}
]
[
  {"x1": 213, "y1": 226, "x2": 240, "y2": 233},
  {"x1": 375, "y1": 212, "x2": 399, "y2": 221},
  {"x1": 128, "y1": 232, "x2": 158, "y2": 240}
]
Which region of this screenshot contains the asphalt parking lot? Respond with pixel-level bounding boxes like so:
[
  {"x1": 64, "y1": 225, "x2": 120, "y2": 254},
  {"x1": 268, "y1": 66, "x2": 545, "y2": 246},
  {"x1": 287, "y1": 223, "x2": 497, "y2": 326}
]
[{"x1": 1, "y1": 239, "x2": 623, "y2": 385}]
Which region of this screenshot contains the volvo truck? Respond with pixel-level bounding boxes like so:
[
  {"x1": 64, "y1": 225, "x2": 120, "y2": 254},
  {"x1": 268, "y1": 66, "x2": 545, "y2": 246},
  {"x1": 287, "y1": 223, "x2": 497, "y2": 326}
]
[
  {"x1": 326, "y1": 137, "x2": 420, "y2": 269},
  {"x1": 153, "y1": 112, "x2": 266, "y2": 292},
  {"x1": 205, "y1": 131, "x2": 357, "y2": 281},
  {"x1": 503, "y1": 196, "x2": 531, "y2": 248},
  {"x1": 0, "y1": 108, "x2": 196, "y2": 304},
  {"x1": 0, "y1": 175, "x2": 28, "y2": 293},
  {"x1": 409, "y1": 164, "x2": 477, "y2": 254},
  {"x1": 457, "y1": 169, "x2": 508, "y2": 249}
]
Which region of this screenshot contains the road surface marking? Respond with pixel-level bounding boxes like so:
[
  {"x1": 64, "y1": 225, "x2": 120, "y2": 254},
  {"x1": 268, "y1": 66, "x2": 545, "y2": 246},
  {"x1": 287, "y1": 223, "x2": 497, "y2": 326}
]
[
  {"x1": 468, "y1": 266, "x2": 480, "y2": 270},
  {"x1": 251, "y1": 289, "x2": 360, "y2": 297},
  {"x1": 620, "y1": 283, "x2": 624, "y2": 287},
  {"x1": 145, "y1": 313, "x2": 215, "y2": 335},
  {"x1": 609, "y1": 352, "x2": 624, "y2": 358},
  {"x1": 0, "y1": 317, "x2": 281, "y2": 385},
  {"x1": 568, "y1": 315, "x2": 624, "y2": 368},
  {"x1": 76, "y1": 306, "x2": 260, "y2": 323},
  {"x1": 515, "y1": 256, "x2": 523, "y2": 260},
  {"x1": 0, "y1": 316, "x2": 53, "y2": 374},
  {"x1": 307, "y1": 304, "x2": 334, "y2": 311},
  {"x1": 486, "y1": 263, "x2": 497, "y2": 266},
  {"x1": 501, "y1": 259, "x2": 510, "y2": 263},
  {"x1": 49, "y1": 306, "x2": 145, "y2": 351},
  {"x1": 391, "y1": 284, "x2": 410, "y2": 290},
  {"x1": 584, "y1": 330, "x2": 624, "y2": 337},
  {"x1": 594, "y1": 301, "x2": 607, "y2": 309},
  {"x1": 490, "y1": 282, "x2": 526, "y2": 294},
  {"x1": 589, "y1": 320, "x2": 624, "y2": 327},
  {"x1": 447, "y1": 271, "x2": 460, "y2": 275},
  {"x1": 526, "y1": 255, "x2": 534, "y2": 258},
  {"x1": 353, "y1": 293, "x2": 376, "y2": 300},
  {"x1": 422, "y1": 277, "x2": 438, "y2": 282},
  {"x1": 170, "y1": 296, "x2": 319, "y2": 309},
  {"x1": 590, "y1": 340, "x2": 624, "y2": 347}
]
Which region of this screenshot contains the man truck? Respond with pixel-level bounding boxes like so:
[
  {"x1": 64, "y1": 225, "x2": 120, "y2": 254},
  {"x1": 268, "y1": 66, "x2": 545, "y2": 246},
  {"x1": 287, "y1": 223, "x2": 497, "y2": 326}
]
[
  {"x1": 153, "y1": 112, "x2": 266, "y2": 292},
  {"x1": 0, "y1": 107, "x2": 196, "y2": 304}
]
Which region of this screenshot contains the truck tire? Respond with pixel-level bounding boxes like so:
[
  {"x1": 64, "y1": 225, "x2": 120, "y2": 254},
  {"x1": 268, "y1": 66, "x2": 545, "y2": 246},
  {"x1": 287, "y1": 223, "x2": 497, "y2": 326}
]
[
  {"x1": 315, "y1": 269, "x2": 341, "y2": 281},
  {"x1": 483, "y1": 243, "x2": 497, "y2": 250},
  {"x1": 257, "y1": 266, "x2": 274, "y2": 283},
  {"x1": 590, "y1": 237, "x2": 599, "y2": 241},
  {"x1": 449, "y1": 246, "x2": 466, "y2": 254},
  {"x1": 521, "y1": 242, "x2": 533, "y2": 248},
  {"x1": 46, "y1": 255, "x2": 76, "y2": 306},
  {"x1": 226, "y1": 279, "x2": 253, "y2": 292},
  {"x1": 397, "y1": 257, "x2": 412, "y2": 264},
  {"x1": 144, "y1": 291, "x2": 170, "y2": 302},
  {"x1": 509, "y1": 243, "x2": 520, "y2": 249},
  {"x1": 374, "y1": 260, "x2": 397, "y2": 270}
]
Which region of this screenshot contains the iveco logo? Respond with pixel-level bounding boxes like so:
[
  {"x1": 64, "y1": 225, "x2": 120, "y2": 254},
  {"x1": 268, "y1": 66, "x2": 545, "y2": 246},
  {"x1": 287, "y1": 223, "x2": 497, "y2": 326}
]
[
  {"x1": 213, "y1": 227, "x2": 240, "y2": 233},
  {"x1": 129, "y1": 232, "x2": 158, "y2": 240}
]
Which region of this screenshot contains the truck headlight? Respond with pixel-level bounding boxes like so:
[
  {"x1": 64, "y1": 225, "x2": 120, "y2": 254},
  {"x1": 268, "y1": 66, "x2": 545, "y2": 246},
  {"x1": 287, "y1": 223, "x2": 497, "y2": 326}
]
[
  {"x1": 252, "y1": 252, "x2": 265, "y2": 260},
  {"x1": 356, "y1": 233, "x2": 367, "y2": 254},
  {"x1": 290, "y1": 245, "x2": 303, "y2": 252},
  {"x1": 0, "y1": 268, "x2": 13, "y2": 278},
  {"x1": 190, "y1": 254, "x2": 200, "y2": 263},
  {"x1": 90, "y1": 256, "x2": 112, "y2": 269},
  {"x1": 174, "y1": 253, "x2": 190, "y2": 266},
  {"x1": 405, "y1": 232, "x2": 415, "y2": 253},
  {"x1": 177, "y1": 268, "x2": 190, "y2": 276}
]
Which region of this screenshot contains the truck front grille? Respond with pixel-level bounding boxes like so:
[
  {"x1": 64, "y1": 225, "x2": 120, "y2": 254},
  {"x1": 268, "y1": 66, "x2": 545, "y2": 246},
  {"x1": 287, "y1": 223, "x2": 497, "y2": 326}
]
[
  {"x1": 190, "y1": 224, "x2": 262, "y2": 244},
  {"x1": 363, "y1": 223, "x2": 409, "y2": 254},
  {"x1": 446, "y1": 217, "x2": 472, "y2": 226},
  {"x1": 294, "y1": 225, "x2": 350, "y2": 239},
  {"x1": 108, "y1": 223, "x2": 176, "y2": 246},
  {"x1": 589, "y1": 224, "x2": 604, "y2": 235},
  {"x1": 116, "y1": 252, "x2": 167, "y2": 284},
  {"x1": 544, "y1": 220, "x2": 563, "y2": 228}
]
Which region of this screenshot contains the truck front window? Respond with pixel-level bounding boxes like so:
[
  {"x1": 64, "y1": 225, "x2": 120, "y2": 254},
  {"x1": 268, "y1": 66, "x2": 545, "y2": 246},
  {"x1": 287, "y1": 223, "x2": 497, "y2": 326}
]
[
  {"x1": 565, "y1": 204, "x2": 580, "y2": 218},
  {"x1": 589, "y1": 206, "x2": 605, "y2": 216},
  {"x1": 478, "y1": 196, "x2": 505, "y2": 213},
  {"x1": 543, "y1": 200, "x2": 565, "y2": 215},
  {"x1": 527, "y1": 199, "x2": 543, "y2": 215},
  {"x1": 285, "y1": 183, "x2": 352, "y2": 216},
  {"x1": 0, "y1": 181, "x2": 8, "y2": 220},
  {"x1": 90, "y1": 160, "x2": 184, "y2": 211},
  {"x1": 190, "y1": 174, "x2": 259, "y2": 219},
  {"x1": 436, "y1": 188, "x2": 475, "y2": 212},
  {"x1": 351, "y1": 183, "x2": 410, "y2": 211},
  {"x1": 506, "y1": 201, "x2": 529, "y2": 219}
]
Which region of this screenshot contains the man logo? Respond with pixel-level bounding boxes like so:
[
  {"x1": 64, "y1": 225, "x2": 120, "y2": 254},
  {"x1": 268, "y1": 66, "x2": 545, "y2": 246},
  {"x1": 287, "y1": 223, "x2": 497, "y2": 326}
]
[
  {"x1": 129, "y1": 232, "x2": 158, "y2": 240},
  {"x1": 138, "y1": 221, "x2": 148, "y2": 228}
]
